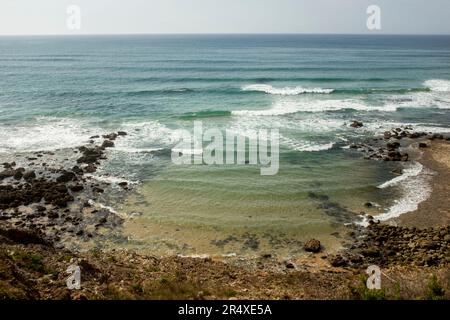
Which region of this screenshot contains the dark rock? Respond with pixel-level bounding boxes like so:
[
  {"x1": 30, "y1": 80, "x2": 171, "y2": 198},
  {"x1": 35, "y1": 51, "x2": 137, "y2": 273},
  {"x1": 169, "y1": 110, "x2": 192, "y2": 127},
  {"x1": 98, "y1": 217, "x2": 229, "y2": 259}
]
[
  {"x1": 102, "y1": 133, "x2": 118, "y2": 141},
  {"x1": 361, "y1": 248, "x2": 380, "y2": 257},
  {"x1": 364, "y1": 202, "x2": 374, "y2": 208},
  {"x1": 118, "y1": 182, "x2": 128, "y2": 188},
  {"x1": 56, "y1": 171, "x2": 76, "y2": 183},
  {"x1": 0, "y1": 180, "x2": 74, "y2": 209},
  {"x1": 83, "y1": 164, "x2": 97, "y2": 173},
  {"x1": 285, "y1": 262, "x2": 295, "y2": 269},
  {"x1": 69, "y1": 185, "x2": 84, "y2": 192},
  {"x1": 386, "y1": 142, "x2": 400, "y2": 150},
  {"x1": 0, "y1": 227, "x2": 50, "y2": 245},
  {"x1": 36, "y1": 205, "x2": 46, "y2": 212},
  {"x1": 328, "y1": 255, "x2": 347, "y2": 267},
  {"x1": 2, "y1": 162, "x2": 16, "y2": 169},
  {"x1": 13, "y1": 168, "x2": 25, "y2": 180},
  {"x1": 48, "y1": 211, "x2": 59, "y2": 219},
  {"x1": 432, "y1": 133, "x2": 444, "y2": 140},
  {"x1": 350, "y1": 120, "x2": 363, "y2": 128},
  {"x1": 72, "y1": 166, "x2": 84, "y2": 175},
  {"x1": 303, "y1": 239, "x2": 322, "y2": 253},
  {"x1": 93, "y1": 187, "x2": 104, "y2": 193},
  {"x1": 0, "y1": 171, "x2": 13, "y2": 181},
  {"x1": 101, "y1": 140, "x2": 115, "y2": 148},
  {"x1": 117, "y1": 131, "x2": 127, "y2": 136},
  {"x1": 77, "y1": 146, "x2": 104, "y2": 164},
  {"x1": 23, "y1": 171, "x2": 36, "y2": 181},
  {"x1": 419, "y1": 143, "x2": 428, "y2": 148}
]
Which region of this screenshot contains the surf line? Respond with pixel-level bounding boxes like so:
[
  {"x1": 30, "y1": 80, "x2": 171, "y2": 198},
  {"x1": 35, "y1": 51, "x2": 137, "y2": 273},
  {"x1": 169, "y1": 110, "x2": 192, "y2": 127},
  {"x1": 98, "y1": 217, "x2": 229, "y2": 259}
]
[{"x1": 171, "y1": 121, "x2": 279, "y2": 175}]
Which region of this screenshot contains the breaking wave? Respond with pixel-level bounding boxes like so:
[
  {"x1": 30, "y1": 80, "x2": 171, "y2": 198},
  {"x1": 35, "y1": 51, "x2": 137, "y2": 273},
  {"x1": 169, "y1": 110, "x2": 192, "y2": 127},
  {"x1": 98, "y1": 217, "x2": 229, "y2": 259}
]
[{"x1": 242, "y1": 84, "x2": 334, "y2": 95}]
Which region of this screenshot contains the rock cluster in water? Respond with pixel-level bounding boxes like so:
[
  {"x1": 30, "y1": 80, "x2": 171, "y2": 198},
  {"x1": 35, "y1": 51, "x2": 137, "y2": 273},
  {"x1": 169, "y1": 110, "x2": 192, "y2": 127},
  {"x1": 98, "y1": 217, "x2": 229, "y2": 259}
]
[
  {"x1": 348, "y1": 125, "x2": 450, "y2": 162},
  {"x1": 0, "y1": 132, "x2": 129, "y2": 248}
]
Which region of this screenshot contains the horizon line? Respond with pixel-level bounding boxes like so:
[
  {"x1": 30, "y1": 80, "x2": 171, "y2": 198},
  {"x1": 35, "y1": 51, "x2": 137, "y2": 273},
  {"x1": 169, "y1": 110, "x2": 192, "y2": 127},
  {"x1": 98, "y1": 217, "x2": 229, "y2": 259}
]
[{"x1": 1, "y1": 32, "x2": 450, "y2": 37}]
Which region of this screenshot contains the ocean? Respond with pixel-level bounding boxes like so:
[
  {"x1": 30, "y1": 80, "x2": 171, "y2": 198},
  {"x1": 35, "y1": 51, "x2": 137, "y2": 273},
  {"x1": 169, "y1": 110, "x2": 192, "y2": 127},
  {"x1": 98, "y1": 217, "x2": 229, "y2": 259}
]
[{"x1": 1, "y1": 34, "x2": 450, "y2": 257}]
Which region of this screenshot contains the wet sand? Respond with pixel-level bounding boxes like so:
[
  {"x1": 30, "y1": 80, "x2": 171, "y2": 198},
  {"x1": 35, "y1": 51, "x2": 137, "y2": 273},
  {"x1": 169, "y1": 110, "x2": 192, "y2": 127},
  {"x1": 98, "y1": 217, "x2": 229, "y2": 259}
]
[{"x1": 394, "y1": 140, "x2": 450, "y2": 227}]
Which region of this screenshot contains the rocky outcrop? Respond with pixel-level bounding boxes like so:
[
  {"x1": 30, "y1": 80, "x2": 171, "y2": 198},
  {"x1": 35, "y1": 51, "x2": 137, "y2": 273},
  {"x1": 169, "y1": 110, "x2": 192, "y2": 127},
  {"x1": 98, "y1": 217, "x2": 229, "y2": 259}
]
[
  {"x1": 328, "y1": 224, "x2": 449, "y2": 268},
  {"x1": 303, "y1": 239, "x2": 322, "y2": 253},
  {"x1": 0, "y1": 131, "x2": 129, "y2": 248},
  {"x1": 0, "y1": 180, "x2": 74, "y2": 209}
]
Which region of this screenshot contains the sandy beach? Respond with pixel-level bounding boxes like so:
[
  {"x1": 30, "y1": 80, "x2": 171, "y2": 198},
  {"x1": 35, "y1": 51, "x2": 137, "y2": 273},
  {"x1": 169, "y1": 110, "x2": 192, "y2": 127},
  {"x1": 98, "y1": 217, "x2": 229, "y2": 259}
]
[{"x1": 394, "y1": 140, "x2": 450, "y2": 227}]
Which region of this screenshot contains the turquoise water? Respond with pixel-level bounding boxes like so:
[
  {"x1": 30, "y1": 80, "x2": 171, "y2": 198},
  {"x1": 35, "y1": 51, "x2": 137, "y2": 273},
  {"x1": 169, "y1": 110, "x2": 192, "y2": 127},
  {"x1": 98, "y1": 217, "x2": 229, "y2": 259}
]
[{"x1": 1, "y1": 35, "x2": 450, "y2": 256}]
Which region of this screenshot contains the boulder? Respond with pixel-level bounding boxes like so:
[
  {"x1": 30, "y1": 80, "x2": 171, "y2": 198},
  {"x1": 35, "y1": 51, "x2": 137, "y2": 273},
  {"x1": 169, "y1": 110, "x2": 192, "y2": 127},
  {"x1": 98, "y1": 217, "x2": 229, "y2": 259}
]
[
  {"x1": 56, "y1": 171, "x2": 76, "y2": 183},
  {"x1": 350, "y1": 120, "x2": 363, "y2": 128},
  {"x1": 102, "y1": 133, "x2": 118, "y2": 141},
  {"x1": 23, "y1": 171, "x2": 36, "y2": 181},
  {"x1": 0, "y1": 170, "x2": 15, "y2": 180},
  {"x1": 69, "y1": 185, "x2": 84, "y2": 192},
  {"x1": 13, "y1": 168, "x2": 25, "y2": 180},
  {"x1": 101, "y1": 140, "x2": 115, "y2": 149},
  {"x1": 328, "y1": 254, "x2": 347, "y2": 267},
  {"x1": 386, "y1": 142, "x2": 400, "y2": 150},
  {"x1": 83, "y1": 164, "x2": 97, "y2": 173},
  {"x1": 303, "y1": 239, "x2": 322, "y2": 253}
]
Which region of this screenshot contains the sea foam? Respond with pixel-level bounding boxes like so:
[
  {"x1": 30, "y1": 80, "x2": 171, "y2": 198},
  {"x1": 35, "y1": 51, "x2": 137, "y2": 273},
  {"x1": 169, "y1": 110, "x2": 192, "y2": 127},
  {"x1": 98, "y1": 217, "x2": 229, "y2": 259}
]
[
  {"x1": 242, "y1": 84, "x2": 334, "y2": 95},
  {"x1": 0, "y1": 117, "x2": 96, "y2": 153},
  {"x1": 424, "y1": 79, "x2": 450, "y2": 92},
  {"x1": 377, "y1": 162, "x2": 423, "y2": 189},
  {"x1": 232, "y1": 99, "x2": 397, "y2": 116},
  {"x1": 374, "y1": 164, "x2": 434, "y2": 221},
  {"x1": 281, "y1": 135, "x2": 334, "y2": 152}
]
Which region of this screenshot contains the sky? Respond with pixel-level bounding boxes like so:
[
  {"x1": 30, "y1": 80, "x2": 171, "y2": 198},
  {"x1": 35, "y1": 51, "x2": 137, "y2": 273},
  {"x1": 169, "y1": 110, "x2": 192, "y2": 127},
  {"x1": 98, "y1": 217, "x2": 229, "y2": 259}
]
[{"x1": 1, "y1": 0, "x2": 450, "y2": 35}]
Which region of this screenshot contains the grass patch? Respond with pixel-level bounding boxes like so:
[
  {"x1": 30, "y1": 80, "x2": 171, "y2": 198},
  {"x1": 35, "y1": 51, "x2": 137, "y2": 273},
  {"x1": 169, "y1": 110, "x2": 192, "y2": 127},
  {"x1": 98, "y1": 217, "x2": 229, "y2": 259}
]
[
  {"x1": 11, "y1": 251, "x2": 46, "y2": 273},
  {"x1": 146, "y1": 276, "x2": 209, "y2": 300},
  {"x1": 426, "y1": 275, "x2": 445, "y2": 300},
  {"x1": 350, "y1": 275, "x2": 386, "y2": 300}
]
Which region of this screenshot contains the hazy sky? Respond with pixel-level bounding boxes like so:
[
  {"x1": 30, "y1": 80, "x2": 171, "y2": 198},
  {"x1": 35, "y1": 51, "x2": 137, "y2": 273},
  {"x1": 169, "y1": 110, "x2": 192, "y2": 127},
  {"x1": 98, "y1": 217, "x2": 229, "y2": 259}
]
[{"x1": 1, "y1": 0, "x2": 450, "y2": 35}]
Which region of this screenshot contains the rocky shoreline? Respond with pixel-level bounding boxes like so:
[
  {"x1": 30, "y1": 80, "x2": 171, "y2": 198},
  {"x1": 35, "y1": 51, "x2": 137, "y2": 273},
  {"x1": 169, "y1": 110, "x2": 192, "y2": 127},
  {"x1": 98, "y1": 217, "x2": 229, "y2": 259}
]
[
  {"x1": 0, "y1": 126, "x2": 449, "y2": 299},
  {"x1": 0, "y1": 132, "x2": 131, "y2": 250}
]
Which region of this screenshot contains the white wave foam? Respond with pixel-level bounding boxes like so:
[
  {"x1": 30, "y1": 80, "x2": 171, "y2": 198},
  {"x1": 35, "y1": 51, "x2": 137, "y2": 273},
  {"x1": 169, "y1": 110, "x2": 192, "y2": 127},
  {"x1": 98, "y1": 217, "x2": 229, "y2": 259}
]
[
  {"x1": 84, "y1": 173, "x2": 137, "y2": 185},
  {"x1": 116, "y1": 121, "x2": 183, "y2": 147},
  {"x1": 374, "y1": 165, "x2": 434, "y2": 221},
  {"x1": 171, "y1": 148, "x2": 203, "y2": 155},
  {"x1": 413, "y1": 124, "x2": 450, "y2": 133},
  {"x1": 0, "y1": 117, "x2": 96, "y2": 153},
  {"x1": 360, "y1": 121, "x2": 450, "y2": 136},
  {"x1": 378, "y1": 162, "x2": 423, "y2": 189},
  {"x1": 87, "y1": 199, "x2": 128, "y2": 219},
  {"x1": 232, "y1": 99, "x2": 396, "y2": 116},
  {"x1": 424, "y1": 79, "x2": 450, "y2": 92},
  {"x1": 282, "y1": 136, "x2": 334, "y2": 152},
  {"x1": 242, "y1": 84, "x2": 334, "y2": 95},
  {"x1": 384, "y1": 89, "x2": 450, "y2": 111},
  {"x1": 113, "y1": 147, "x2": 164, "y2": 153}
]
